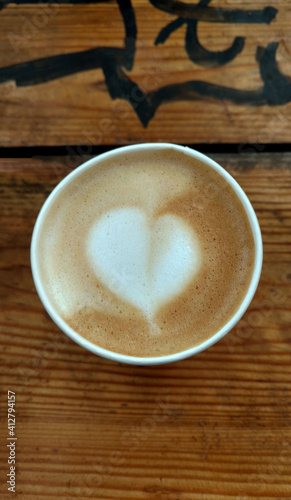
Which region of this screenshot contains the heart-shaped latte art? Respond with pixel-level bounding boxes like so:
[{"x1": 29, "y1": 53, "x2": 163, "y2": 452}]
[{"x1": 87, "y1": 208, "x2": 201, "y2": 319}]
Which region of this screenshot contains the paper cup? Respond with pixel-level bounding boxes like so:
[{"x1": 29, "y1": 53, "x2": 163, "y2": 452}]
[{"x1": 31, "y1": 144, "x2": 263, "y2": 365}]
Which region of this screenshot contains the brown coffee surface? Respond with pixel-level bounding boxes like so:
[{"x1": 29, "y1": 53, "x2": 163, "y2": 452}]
[{"x1": 38, "y1": 148, "x2": 255, "y2": 357}]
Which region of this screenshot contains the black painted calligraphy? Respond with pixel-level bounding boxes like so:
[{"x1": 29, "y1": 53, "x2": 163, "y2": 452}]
[{"x1": 0, "y1": 0, "x2": 289, "y2": 127}]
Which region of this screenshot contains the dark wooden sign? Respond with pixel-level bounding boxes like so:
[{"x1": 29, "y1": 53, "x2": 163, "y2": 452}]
[{"x1": 0, "y1": 0, "x2": 290, "y2": 145}]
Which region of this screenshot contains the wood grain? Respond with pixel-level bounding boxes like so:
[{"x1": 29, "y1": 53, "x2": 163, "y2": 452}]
[
  {"x1": 0, "y1": 0, "x2": 290, "y2": 146},
  {"x1": 0, "y1": 152, "x2": 291, "y2": 499}
]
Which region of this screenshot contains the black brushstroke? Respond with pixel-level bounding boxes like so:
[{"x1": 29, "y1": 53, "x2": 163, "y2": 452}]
[
  {"x1": 155, "y1": 15, "x2": 245, "y2": 68},
  {"x1": 256, "y1": 42, "x2": 291, "y2": 105},
  {"x1": 155, "y1": 17, "x2": 185, "y2": 45},
  {"x1": 185, "y1": 21, "x2": 244, "y2": 67},
  {"x1": 0, "y1": 0, "x2": 136, "y2": 85},
  {"x1": 103, "y1": 42, "x2": 291, "y2": 127},
  {"x1": 155, "y1": 0, "x2": 262, "y2": 68},
  {"x1": 150, "y1": 1, "x2": 278, "y2": 24}
]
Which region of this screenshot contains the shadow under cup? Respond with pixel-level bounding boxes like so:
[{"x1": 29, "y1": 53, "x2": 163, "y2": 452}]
[{"x1": 31, "y1": 144, "x2": 263, "y2": 366}]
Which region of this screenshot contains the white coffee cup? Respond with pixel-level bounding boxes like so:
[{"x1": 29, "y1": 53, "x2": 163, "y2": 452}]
[{"x1": 31, "y1": 144, "x2": 263, "y2": 366}]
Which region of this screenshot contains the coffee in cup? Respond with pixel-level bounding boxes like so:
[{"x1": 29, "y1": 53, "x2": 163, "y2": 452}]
[{"x1": 31, "y1": 145, "x2": 261, "y2": 362}]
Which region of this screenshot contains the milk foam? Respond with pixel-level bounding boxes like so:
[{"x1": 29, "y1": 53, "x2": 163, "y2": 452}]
[
  {"x1": 87, "y1": 207, "x2": 201, "y2": 319},
  {"x1": 37, "y1": 148, "x2": 255, "y2": 357}
]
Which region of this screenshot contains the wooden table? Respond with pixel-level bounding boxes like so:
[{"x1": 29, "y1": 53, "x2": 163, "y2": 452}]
[
  {"x1": 1, "y1": 154, "x2": 290, "y2": 499},
  {"x1": 0, "y1": 1, "x2": 291, "y2": 499}
]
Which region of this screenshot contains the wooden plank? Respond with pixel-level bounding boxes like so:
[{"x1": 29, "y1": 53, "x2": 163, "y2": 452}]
[
  {"x1": 0, "y1": 1, "x2": 291, "y2": 145},
  {"x1": 0, "y1": 152, "x2": 291, "y2": 499}
]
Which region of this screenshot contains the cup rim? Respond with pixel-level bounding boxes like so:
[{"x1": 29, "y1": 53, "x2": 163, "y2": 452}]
[{"x1": 31, "y1": 143, "x2": 263, "y2": 366}]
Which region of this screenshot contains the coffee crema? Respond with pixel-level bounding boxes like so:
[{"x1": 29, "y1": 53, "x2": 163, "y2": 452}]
[{"x1": 38, "y1": 148, "x2": 255, "y2": 357}]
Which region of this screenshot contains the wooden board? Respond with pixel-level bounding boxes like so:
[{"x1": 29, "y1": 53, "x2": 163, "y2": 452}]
[
  {"x1": 0, "y1": 0, "x2": 291, "y2": 145},
  {"x1": 0, "y1": 152, "x2": 291, "y2": 499}
]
